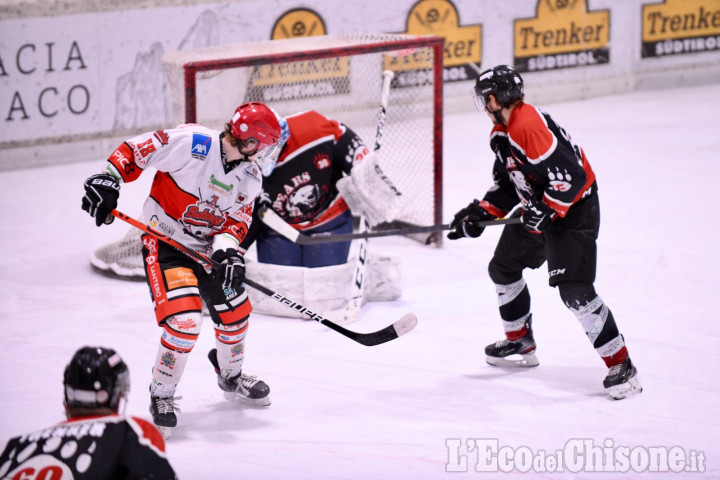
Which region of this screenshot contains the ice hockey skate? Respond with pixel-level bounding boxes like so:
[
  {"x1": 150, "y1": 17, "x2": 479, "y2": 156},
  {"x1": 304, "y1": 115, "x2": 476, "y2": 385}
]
[
  {"x1": 603, "y1": 357, "x2": 642, "y2": 400},
  {"x1": 207, "y1": 349, "x2": 271, "y2": 406},
  {"x1": 149, "y1": 391, "x2": 182, "y2": 439},
  {"x1": 485, "y1": 317, "x2": 539, "y2": 368}
]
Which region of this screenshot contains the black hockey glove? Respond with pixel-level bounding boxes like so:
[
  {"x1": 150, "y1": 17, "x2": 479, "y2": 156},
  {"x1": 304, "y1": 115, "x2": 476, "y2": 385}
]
[
  {"x1": 82, "y1": 173, "x2": 121, "y2": 227},
  {"x1": 522, "y1": 198, "x2": 556, "y2": 234},
  {"x1": 447, "y1": 199, "x2": 496, "y2": 240},
  {"x1": 211, "y1": 248, "x2": 246, "y2": 294}
]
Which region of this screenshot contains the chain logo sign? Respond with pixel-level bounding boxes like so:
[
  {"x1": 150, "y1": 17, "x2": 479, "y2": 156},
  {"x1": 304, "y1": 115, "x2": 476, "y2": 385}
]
[
  {"x1": 642, "y1": 0, "x2": 720, "y2": 57},
  {"x1": 398, "y1": 0, "x2": 482, "y2": 83},
  {"x1": 245, "y1": 9, "x2": 350, "y2": 102},
  {"x1": 514, "y1": 0, "x2": 610, "y2": 72}
]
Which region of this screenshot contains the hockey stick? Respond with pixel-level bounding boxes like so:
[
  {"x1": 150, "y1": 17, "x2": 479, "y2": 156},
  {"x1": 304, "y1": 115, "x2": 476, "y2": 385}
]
[
  {"x1": 110, "y1": 209, "x2": 417, "y2": 346},
  {"x1": 344, "y1": 69, "x2": 395, "y2": 324},
  {"x1": 258, "y1": 210, "x2": 521, "y2": 244}
]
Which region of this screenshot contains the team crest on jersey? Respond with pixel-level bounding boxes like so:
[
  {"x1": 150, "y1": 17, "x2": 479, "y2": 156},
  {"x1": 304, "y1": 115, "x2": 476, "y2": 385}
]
[
  {"x1": 191, "y1": 134, "x2": 212, "y2": 160},
  {"x1": 547, "y1": 167, "x2": 572, "y2": 192},
  {"x1": 287, "y1": 184, "x2": 325, "y2": 219},
  {"x1": 180, "y1": 195, "x2": 226, "y2": 238},
  {"x1": 345, "y1": 137, "x2": 370, "y2": 165},
  {"x1": 313, "y1": 152, "x2": 331, "y2": 170},
  {"x1": 160, "y1": 351, "x2": 176, "y2": 369}
]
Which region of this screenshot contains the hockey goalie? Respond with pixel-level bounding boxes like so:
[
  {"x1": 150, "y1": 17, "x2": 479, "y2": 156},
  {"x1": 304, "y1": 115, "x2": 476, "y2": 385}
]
[{"x1": 90, "y1": 109, "x2": 404, "y2": 323}]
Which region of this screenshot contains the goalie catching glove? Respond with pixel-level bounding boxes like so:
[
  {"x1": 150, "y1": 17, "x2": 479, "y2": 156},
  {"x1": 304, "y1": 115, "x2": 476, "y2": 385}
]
[
  {"x1": 211, "y1": 248, "x2": 246, "y2": 294},
  {"x1": 335, "y1": 153, "x2": 402, "y2": 227},
  {"x1": 82, "y1": 173, "x2": 121, "y2": 227},
  {"x1": 447, "y1": 199, "x2": 496, "y2": 240}
]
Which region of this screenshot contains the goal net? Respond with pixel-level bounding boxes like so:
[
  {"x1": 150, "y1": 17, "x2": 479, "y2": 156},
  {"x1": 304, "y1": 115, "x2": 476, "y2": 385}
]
[
  {"x1": 162, "y1": 33, "x2": 444, "y2": 243},
  {"x1": 91, "y1": 34, "x2": 444, "y2": 281}
]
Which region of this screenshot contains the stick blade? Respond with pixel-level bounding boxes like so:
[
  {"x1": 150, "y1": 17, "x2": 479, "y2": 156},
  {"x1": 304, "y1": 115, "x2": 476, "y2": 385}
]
[
  {"x1": 349, "y1": 312, "x2": 417, "y2": 347},
  {"x1": 392, "y1": 313, "x2": 418, "y2": 338}
]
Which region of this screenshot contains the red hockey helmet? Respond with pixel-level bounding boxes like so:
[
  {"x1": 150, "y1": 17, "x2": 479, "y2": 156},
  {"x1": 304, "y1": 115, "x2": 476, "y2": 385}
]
[{"x1": 229, "y1": 102, "x2": 282, "y2": 165}]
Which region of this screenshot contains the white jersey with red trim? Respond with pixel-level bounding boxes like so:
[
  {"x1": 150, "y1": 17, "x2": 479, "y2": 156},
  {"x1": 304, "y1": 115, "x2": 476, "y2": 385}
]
[{"x1": 105, "y1": 124, "x2": 262, "y2": 253}]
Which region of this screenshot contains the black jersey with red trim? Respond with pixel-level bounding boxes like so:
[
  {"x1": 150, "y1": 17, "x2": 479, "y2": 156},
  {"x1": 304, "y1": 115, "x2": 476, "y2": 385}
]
[
  {"x1": 480, "y1": 102, "x2": 596, "y2": 218},
  {"x1": 0, "y1": 415, "x2": 176, "y2": 479},
  {"x1": 260, "y1": 110, "x2": 369, "y2": 230}
]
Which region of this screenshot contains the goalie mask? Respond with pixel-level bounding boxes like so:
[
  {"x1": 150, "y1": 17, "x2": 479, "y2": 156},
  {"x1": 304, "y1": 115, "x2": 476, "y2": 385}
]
[
  {"x1": 63, "y1": 346, "x2": 130, "y2": 414},
  {"x1": 229, "y1": 102, "x2": 282, "y2": 172},
  {"x1": 258, "y1": 109, "x2": 289, "y2": 177}
]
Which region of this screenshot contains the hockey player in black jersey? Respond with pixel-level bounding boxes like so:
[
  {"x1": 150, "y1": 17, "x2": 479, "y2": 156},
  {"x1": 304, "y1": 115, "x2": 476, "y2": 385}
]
[
  {"x1": 241, "y1": 110, "x2": 376, "y2": 267},
  {"x1": 447, "y1": 65, "x2": 641, "y2": 400},
  {"x1": 0, "y1": 346, "x2": 177, "y2": 479}
]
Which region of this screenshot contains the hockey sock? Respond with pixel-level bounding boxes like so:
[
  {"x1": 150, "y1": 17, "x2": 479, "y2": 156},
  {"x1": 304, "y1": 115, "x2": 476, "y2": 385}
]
[
  {"x1": 495, "y1": 278, "x2": 532, "y2": 339},
  {"x1": 560, "y1": 282, "x2": 626, "y2": 367},
  {"x1": 152, "y1": 312, "x2": 203, "y2": 389},
  {"x1": 213, "y1": 320, "x2": 248, "y2": 379}
]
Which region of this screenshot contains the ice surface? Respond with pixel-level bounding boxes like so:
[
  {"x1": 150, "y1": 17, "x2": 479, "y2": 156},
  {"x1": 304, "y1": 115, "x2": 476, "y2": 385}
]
[{"x1": 1, "y1": 82, "x2": 719, "y2": 479}]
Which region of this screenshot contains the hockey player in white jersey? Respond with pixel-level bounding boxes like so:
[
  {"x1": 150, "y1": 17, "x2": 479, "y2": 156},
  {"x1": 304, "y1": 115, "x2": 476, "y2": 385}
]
[{"x1": 81, "y1": 102, "x2": 282, "y2": 436}]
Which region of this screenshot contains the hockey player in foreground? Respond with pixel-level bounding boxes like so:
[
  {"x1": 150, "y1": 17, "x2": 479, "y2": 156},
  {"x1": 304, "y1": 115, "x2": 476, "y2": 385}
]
[
  {"x1": 88, "y1": 109, "x2": 403, "y2": 319},
  {"x1": 447, "y1": 65, "x2": 642, "y2": 400},
  {"x1": 0, "y1": 346, "x2": 177, "y2": 479},
  {"x1": 81, "y1": 102, "x2": 282, "y2": 436}
]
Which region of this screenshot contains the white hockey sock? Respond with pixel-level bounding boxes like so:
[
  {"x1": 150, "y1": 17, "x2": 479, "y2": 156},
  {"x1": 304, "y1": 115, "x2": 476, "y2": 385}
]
[{"x1": 214, "y1": 321, "x2": 248, "y2": 379}]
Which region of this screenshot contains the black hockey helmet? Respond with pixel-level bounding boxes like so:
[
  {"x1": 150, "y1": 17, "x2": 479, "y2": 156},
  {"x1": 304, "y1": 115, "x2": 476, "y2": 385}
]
[
  {"x1": 473, "y1": 65, "x2": 524, "y2": 110},
  {"x1": 63, "y1": 346, "x2": 130, "y2": 413}
]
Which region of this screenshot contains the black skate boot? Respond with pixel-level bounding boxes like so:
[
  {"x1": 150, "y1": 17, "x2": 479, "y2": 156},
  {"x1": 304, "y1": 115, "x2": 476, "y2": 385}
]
[
  {"x1": 603, "y1": 357, "x2": 642, "y2": 400},
  {"x1": 149, "y1": 383, "x2": 182, "y2": 439},
  {"x1": 208, "y1": 348, "x2": 271, "y2": 406},
  {"x1": 485, "y1": 316, "x2": 539, "y2": 368}
]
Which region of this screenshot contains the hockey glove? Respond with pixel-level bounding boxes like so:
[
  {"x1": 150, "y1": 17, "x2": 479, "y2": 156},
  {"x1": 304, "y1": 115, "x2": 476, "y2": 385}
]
[
  {"x1": 211, "y1": 248, "x2": 246, "y2": 295},
  {"x1": 447, "y1": 199, "x2": 496, "y2": 240},
  {"x1": 256, "y1": 190, "x2": 272, "y2": 209},
  {"x1": 522, "y1": 198, "x2": 556, "y2": 234},
  {"x1": 82, "y1": 173, "x2": 120, "y2": 227}
]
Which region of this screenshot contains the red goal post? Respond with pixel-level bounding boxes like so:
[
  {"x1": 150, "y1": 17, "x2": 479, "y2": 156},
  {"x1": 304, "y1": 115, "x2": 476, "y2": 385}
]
[{"x1": 162, "y1": 33, "x2": 444, "y2": 244}]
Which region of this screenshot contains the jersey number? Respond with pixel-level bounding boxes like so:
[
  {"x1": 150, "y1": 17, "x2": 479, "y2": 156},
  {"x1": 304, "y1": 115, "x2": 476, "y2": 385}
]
[
  {"x1": 9, "y1": 466, "x2": 63, "y2": 480},
  {"x1": 137, "y1": 139, "x2": 156, "y2": 158}
]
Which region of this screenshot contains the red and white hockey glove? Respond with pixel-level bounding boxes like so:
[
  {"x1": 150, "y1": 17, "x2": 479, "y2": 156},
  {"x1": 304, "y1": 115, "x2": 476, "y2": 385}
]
[{"x1": 522, "y1": 198, "x2": 555, "y2": 234}]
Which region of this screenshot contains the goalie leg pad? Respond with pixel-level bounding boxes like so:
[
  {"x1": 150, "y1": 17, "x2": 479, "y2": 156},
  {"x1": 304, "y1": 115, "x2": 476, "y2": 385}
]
[{"x1": 244, "y1": 252, "x2": 401, "y2": 319}]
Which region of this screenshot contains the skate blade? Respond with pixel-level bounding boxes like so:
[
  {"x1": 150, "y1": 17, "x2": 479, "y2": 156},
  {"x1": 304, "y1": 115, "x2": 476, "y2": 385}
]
[
  {"x1": 157, "y1": 426, "x2": 174, "y2": 440},
  {"x1": 486, "y1": 352, "x2": 539, "y2": 368},
  {"x1": 606, "y1": 376, "x2": 643, "y2": 400},
  {"x1": 223, "y1": 391, "x2": 272, "y2": 406}
]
